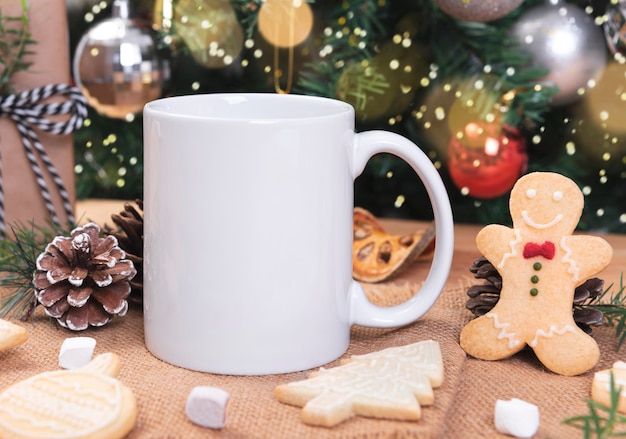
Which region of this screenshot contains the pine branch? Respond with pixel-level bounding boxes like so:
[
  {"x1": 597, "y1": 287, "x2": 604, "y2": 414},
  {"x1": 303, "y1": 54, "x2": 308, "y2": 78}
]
[
  {"x1": 0, "y1": 0, "x2": 33, "y2": 94},
  {"x1": 563, "y1": 372, "x2": 626, "y2": 438},
  {"x1": 0, "y1": 222, "x2": 70, "y2": 321},
  {"x1": 294, "y1": 0, "x2": 387, "y2": 97},
  {"x1": 293, "y1": 0, "x2": 557, "y2": 128},
  {"x1": 231, "y1": 0, "x2": 265, "y2": 38},
  {"x1": 424, "y1": 0, "x2": 557, "y2": 128},
  {"x1": 583, "y1": 275, "x2": 626, "y2": 351}
]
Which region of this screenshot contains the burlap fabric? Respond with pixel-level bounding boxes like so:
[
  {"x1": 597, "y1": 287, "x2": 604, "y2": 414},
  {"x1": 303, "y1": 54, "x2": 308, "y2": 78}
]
[{"x1": 0, "y1": 215, "x2": 622, "y2": 439}]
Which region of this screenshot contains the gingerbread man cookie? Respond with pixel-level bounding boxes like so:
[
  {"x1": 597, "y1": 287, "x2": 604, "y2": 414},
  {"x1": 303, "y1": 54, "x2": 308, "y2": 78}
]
[{"x1": 460, "y1": 172, "x2": 612, "y2": 376}]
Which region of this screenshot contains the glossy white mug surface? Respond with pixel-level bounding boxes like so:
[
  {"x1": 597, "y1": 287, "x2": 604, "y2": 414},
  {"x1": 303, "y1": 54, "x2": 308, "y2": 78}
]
[{"x1": 143, "y1": 93, "x2": 454, "y2": 375}]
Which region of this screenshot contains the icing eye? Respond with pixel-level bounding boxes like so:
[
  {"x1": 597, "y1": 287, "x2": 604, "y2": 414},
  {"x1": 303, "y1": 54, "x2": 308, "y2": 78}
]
[
  {"x1": 526, "y1": 189, "x2": 536, "y2": 199},
  {"x1": 553, "y1": 191, "x2": 563, "y2": 201}
]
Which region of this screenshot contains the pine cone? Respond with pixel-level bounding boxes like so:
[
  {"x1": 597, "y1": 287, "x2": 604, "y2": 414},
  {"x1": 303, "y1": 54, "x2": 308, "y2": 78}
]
[
  {"x1": 105, "y1": 199, "x2": 143, "y2": 305},
  {"x1": 33, "y1": 222, "x2": 137, "y2": 331},
  {"x1": 466, "y1": 256, "x2": 605, "y2": 334}
]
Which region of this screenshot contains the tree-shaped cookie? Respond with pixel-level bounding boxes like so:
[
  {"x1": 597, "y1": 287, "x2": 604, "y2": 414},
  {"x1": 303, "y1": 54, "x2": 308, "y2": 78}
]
[
  {"x1": 460, "y1": 172, "x2": 613, "y2": 376},
  {"x1": 275, "y1": 340, "x2": 443, "y2": 427},
  {"x1": 0, "y1": 353, "x2": 137, "y2": 439}
]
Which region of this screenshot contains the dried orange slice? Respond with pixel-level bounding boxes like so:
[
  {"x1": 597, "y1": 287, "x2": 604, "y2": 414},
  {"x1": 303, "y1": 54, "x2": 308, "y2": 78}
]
[{"x1": 353, "y1": 207, "x2": 435, "y2": 283}]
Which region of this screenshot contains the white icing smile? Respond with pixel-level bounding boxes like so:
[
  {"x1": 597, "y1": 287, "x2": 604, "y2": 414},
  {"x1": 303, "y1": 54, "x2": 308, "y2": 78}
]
[{"x1": 521, "y1": 210, "x2": 563, "y2": 229}]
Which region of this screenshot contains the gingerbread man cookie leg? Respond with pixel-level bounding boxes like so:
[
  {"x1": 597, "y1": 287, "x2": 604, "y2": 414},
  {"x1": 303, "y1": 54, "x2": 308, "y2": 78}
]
[
  {"x1": 460, "y1": 311, "x2": 526, "y2": 361},
  {"x1": 460, "y1": 172, "x2": 612, "y2": 376},
  {"x1": 461, "y1": 224, "x2": 529, "y2": 361},
  {"x1": 532, "y1": 329, "x2": 600, "y2": 376}
]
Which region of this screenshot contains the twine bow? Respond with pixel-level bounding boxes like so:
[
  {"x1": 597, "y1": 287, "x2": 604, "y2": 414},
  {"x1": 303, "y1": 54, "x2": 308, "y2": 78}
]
[{"x1": 0, "y1": 84, "x2": 87, "y2": 236}]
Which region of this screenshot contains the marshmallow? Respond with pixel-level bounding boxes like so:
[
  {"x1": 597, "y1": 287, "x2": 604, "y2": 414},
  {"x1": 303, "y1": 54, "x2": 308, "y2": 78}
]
[
  {"x1": 495, "y1": 398, "x2": 540, "y2": 438},
  {"x1": 185, "y1": 386, "x2": 230, "y2": 429},
  {"x1": 58, "y1": 337, "x2": 96, "y2": 369}
]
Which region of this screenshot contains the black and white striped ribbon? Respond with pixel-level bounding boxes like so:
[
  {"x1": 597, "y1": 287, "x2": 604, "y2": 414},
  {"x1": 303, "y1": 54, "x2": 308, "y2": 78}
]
[{"x1": 0, "y1": 84, "x2": 87, "y2": 236}]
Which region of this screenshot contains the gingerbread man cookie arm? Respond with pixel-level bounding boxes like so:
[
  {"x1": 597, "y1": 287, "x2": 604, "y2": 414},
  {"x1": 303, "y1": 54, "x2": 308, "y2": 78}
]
[
  {"x1": 560, "y1": 235, "x2": 613, "y2": 283},
  {"x1": 476, "y1": 225, "x2": 520, "y2": 269}
]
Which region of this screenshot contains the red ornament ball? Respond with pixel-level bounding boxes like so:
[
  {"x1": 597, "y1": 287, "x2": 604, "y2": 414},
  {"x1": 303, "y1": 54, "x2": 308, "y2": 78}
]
[{"x1": 447, "y1": 125, "x2": 527, "y2": 199}]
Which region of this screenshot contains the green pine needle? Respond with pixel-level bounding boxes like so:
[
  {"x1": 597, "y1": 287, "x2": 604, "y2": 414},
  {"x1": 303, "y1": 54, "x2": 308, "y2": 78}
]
[
  {"x1": 0, "y1": 222, "x2": 70, "y2": 321},
  {"x1": 584, "y1": 275, "x2": 626, "y2": 351},
  {"x1": 564, "y1": 372, "x2": 626, "y2": 438},
  {"x1": 294, "y1": 0, "x2": 385, "y2": 98},
  {"x1": 292, "y1": 0, "x2": 557, "y2": 128},
  {"x1": 0, "y1": 0, "x2": 33, "y2": 94}
]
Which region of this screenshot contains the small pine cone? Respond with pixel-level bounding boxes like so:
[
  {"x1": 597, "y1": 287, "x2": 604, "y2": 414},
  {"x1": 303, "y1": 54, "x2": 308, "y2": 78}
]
[
  {"x1": 573, "y1": 277, "x2": 604, "y2": 305},
  {"x1": 105, "y1": 199, "x2": 143, "y2": 305},
  {"x1": 33, "y1": 222, "x2": 137, "y2": 331},
  {"x1": 465, "y1": 257, "x2": 502, "y2": 317},
  {"x1": 466, "y1": 256, "x2": 605, "y2": 334},
  {"x1": 573, "y1": 278, "x2": 605, "y2": 334},
  {"x1": 469, "y1": 256, "x2": 502, "y2": 289}
]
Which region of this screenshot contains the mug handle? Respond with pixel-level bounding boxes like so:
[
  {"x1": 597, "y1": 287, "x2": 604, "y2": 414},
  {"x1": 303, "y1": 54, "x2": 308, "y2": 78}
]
[{"x1": 349, "y1": 131, "x2": 454, "y2": 327}]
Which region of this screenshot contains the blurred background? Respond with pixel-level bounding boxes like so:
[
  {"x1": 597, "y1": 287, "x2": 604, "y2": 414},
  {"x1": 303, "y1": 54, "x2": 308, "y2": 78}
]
[{"x1": 65, "y1": 0, "x2": 626, "y2": 232}]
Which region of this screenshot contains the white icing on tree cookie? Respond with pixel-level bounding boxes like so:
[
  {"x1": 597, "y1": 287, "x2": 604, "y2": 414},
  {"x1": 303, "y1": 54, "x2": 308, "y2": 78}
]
[{"x1": 276, "y1": 340, "x2": 443, "y2": 427}]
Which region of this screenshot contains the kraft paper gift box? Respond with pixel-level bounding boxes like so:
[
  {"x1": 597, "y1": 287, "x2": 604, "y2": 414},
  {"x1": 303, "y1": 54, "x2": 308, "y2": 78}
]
[{"x1": 0, "y1": 0, "x2": 76, "y2": 231}]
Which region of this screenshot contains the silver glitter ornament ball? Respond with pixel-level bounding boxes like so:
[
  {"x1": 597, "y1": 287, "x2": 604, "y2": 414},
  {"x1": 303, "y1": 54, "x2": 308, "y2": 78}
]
[
  {"x1": 509, "y1": 1, "x2": 607, "y2": 106},
  {"x1": 604, "y1": 0, "x2": 626, "y2": 57},
  {"x1": 73, "y1": 0, "x2": 165, "y2": 119},
  {"x1": 434, "y1": 0, "x2": 524, "y2": 22}
]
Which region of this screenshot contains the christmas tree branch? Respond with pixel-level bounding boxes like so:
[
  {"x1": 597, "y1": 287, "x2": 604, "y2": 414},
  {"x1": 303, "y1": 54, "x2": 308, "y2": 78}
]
[
  {"x1": 294, "y1": 0, "x2": 557, "y2": 128},
  {"x1": 295, "y1": 0, "x2": 387, "y2": 98},
  {"x1": 231, "y1": 0, "x2": 265, "y2": 38},
  {"x1": 0, "y1": 0, "x2": 34, "y2": 94},
  {"x1": 425, "y1": 0, "x2": 558, "y2": 128}
]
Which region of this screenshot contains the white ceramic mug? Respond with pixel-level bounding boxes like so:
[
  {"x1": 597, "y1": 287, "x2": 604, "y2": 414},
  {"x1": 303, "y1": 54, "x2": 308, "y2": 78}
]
[{"x1": 143, "y1": 93, "x2": 454, "y2": 375}]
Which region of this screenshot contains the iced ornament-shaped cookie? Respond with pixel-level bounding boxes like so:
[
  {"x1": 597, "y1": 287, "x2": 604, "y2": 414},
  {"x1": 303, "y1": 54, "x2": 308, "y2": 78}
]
[
  {"x1": 460, "y1": 172, "x2": 612, "y2": 376},
  {"x1": 275, "y1": 340, "x2": 443, "y2": 427},
  {"x1": 0, "y1": 353, "x2": 137, "y2": 439}
]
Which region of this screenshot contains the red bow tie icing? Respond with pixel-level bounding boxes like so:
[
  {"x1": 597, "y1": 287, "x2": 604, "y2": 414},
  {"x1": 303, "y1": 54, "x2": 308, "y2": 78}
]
[{"x1": 523, "y1": 241, "x2": 556, "y2": 260}]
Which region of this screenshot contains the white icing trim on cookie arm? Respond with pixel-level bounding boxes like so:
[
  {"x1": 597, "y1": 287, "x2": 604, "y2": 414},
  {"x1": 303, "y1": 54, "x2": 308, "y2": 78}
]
[
  {"x1": 559, "y1": 237, "x2": 580, "y2": 282},
  {"x1": 486, "y1": 313, "x2": 520, "y2": 349},
  {"x1": 521, "y1": 210, "x2": 563, "y2": 229},
  {"x1": 528, "y1": 324, "x2": 577, "y2": 348},
  {"x1": 497, "y1": 229, "x2": 522, "y2": 269}
]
